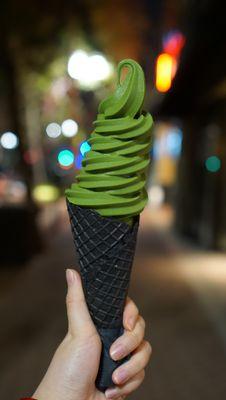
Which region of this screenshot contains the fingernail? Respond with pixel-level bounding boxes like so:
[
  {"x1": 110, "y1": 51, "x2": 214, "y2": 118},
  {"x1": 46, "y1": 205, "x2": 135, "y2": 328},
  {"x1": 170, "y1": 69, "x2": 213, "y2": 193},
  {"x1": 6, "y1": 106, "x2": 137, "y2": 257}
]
[
  {"x1": 105, "y1": 387, "x2": 118, "y2": 399},
  {"x1": 127, "y1": 316, "x2": 135, "y2": 330},
  {"x1": 66, "y1": 269, "x2": 75, "y2": 286},
  {"x1": 110, "y1": 344, "x2": 124, "y2": 360},
  {"x1": 114, "y1": 369, "x2": 127, "y2": 384}
]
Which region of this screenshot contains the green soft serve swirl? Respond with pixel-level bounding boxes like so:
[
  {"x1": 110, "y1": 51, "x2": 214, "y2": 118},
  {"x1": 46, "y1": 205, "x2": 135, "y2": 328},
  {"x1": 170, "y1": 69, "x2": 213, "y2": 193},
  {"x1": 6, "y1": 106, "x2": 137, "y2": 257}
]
[{"x1": 65, "y1": 59, "x2": 153, "y2": 225}]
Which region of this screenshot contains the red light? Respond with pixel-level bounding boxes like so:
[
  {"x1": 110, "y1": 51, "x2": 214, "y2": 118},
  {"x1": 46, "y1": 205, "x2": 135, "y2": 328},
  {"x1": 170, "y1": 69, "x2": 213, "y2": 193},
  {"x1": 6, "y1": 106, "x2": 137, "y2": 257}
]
[
  {"x1": 163, "y1": 31, "x2": 185, "y2": 58},
  {"x1": 24, "y1": 149, "x2": 41, "y2": 165}
]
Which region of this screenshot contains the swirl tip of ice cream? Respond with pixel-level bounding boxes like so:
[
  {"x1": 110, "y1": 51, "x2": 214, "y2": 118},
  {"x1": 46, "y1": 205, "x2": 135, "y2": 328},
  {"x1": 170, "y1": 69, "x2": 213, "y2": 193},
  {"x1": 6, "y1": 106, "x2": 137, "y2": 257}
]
[{"x1": 66, "y1": 58, "x2": 153, "y2": 225}]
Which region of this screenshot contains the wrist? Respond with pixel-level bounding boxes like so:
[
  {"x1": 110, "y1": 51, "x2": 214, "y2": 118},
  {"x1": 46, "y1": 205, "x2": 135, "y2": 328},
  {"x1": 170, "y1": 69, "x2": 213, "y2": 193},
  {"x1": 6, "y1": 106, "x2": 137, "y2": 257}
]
[{"x1": 32, "y1": 388, "x2": 60, "y2": 400}]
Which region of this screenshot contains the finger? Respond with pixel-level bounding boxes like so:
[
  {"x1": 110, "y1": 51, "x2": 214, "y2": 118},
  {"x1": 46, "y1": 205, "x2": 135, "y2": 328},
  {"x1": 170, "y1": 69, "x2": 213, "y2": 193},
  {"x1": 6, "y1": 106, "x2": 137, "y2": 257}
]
[
  {"x1": 66, "y1": 269, "x2": 95, "y2": 337},
  {"x1": 123, "y1": 297, "x2": 139, "y2": 331},
  {"x1": 110, "y1": 316, "x2": 145, "y2": 361},
  {"x1": 112, "y1": 340, "x2": 152, "y2": 385},
  {"x1": 105, "y1": 370, "x2": 145, "y2": 399}
]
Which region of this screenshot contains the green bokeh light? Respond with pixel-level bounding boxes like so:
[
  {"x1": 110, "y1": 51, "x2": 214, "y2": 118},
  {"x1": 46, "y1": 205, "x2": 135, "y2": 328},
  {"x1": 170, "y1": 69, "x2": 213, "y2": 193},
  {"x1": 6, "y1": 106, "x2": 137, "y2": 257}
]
[{"x1": 205, "y1": 156, "x2": 221, "y2": 172}]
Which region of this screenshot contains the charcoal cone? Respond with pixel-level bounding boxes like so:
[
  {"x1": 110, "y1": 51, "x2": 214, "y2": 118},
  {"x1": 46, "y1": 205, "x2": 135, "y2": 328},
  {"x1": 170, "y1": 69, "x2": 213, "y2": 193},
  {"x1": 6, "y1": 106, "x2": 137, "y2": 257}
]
[{"x1": 67, "y1": 200, "x2": 139, "y2": 329}]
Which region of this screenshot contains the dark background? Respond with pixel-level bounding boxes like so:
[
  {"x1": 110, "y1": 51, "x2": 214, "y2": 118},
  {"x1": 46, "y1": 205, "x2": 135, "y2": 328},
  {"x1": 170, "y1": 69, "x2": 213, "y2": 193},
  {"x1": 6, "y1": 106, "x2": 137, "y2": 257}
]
[{"x1": 0, "y1": 0, "x2": 226, "y2": 399}]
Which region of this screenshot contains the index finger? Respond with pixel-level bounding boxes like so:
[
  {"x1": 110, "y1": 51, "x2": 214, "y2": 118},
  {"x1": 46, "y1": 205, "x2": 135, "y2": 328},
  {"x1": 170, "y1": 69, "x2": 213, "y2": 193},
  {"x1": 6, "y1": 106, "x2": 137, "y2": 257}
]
[{"x1": 123, "y1": 297, "x2": 139, "y2": 331}]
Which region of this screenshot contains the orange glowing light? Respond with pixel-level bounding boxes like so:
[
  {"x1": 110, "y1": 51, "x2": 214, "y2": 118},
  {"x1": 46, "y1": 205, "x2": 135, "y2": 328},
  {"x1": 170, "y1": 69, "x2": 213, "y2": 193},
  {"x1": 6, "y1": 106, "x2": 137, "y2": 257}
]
[{"x1": 155, "y1": 53, "x2": 176, "y2": 93}]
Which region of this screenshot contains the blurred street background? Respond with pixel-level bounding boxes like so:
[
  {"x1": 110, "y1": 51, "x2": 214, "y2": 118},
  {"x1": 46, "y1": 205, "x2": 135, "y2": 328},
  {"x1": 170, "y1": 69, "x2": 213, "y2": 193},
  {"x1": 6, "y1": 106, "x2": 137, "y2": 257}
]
[{"x1": 0, "y1": 0, "x2": 226, "y2": 398}]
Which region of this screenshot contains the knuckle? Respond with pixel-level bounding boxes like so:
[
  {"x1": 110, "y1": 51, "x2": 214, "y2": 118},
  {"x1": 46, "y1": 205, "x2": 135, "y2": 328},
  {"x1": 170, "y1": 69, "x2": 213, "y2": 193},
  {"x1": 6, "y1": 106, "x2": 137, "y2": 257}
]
[
  {"x1": 140, "y1": 369, "x2": 145, "y2": 382},
  {"x1": 130, "y1": 329, "x2": 140, "y2": 346},
  {"x1": 120, "y1": 387, "x2": 130, "y2": 398},
  {"x1": 129, "y1": 297, "x2": 139, "y2": 316},
  {"x1": 144, "y1": 340, "x2": 152, "y2": 358},
  {"x1": 129, "y1": 317, "x2": 145, "y2": 347},
  {"x1": 134, "y1": 303, "x2": 139, "y2": 316},
  {"x1": 139, "y1": 316, "x2": 146, "y2": 331},
  {"x1": 121, "y1": 338, "x2": 131, "y2": 356}
]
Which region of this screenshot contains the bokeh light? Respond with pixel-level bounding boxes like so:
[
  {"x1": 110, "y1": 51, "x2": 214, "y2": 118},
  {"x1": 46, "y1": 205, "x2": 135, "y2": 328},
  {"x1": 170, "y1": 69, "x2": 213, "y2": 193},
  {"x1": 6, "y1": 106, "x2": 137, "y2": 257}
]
[
  {"x1": 10, "y1": 181, "x2": 27, "y2": 203},
  {"x1": 32, "y1": 184, "x2": 60, "y2": 203},
  {"x1": 80, "y1": 141, "x2": 91, "y2": 156},
  {"x1": 155, "y1": 53, "x2": 176, "y2": 93},
  {"x1": 205, "y1": 156, "x2": 221, "y2": 172},
  {"x1": 67, "y1": 50, "x2": 113, "y2": 89},
  {"x1": 163, "y1": 30, "x2": 185, "y2": 58},
  {"x1": 0, "y1": 132, "x2": 19, "y2": 149},
  {"x1": 61, "y1": 119, "x2": 78, "y2": 137},
  {"x1": 51, "y1": 77, "x2": 69, "y2": 100},
  {"x1": 67, "y1": 50, "x2": 88, "y2": 79},
  {"x1": 46, "y1": 123, "x2": 61, "y2": 138},
  {"x1": 24, "y1": 149, "x2": 41, "y2": 165},
  {"x1": 75, "y1": 153, "x2": 83, "y2": 169},
  {"x1": 153, "y1": 125, "x2": 183, "y2": 159},
  {"x1": 166, "y1": 128, "x2": 183, "y2": 157},
  {"x1": 148, "y1": 185, "x2": 165, "y2": 208},
  {"x1": 88, "y1": 54, "x2": 112, "y2": 81},
  {"x1": 57, "y1": 149, "x2": 74, "y2": 168}
]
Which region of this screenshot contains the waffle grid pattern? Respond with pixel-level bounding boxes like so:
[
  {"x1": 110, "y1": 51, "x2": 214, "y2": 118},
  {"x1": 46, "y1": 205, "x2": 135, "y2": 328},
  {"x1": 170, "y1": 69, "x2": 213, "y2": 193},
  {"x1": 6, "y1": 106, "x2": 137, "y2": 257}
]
[{"x1": 67, "y1": 201, "x2": 139, "y2": 329}]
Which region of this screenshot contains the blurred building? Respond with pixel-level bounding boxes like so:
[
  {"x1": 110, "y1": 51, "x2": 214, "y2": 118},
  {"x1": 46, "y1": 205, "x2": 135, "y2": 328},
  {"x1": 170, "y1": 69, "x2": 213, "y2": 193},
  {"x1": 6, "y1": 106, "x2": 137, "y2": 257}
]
[{"x1": 158, "y1": 0, "x2": 226, "y2": 250}]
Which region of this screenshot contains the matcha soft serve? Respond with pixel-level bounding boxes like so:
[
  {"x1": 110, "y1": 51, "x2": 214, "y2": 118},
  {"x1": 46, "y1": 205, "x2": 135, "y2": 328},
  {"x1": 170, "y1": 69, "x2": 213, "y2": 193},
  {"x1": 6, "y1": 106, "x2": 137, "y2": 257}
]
[{"x1": 65, "y1": 59, "x2": 153, "y2": 225}]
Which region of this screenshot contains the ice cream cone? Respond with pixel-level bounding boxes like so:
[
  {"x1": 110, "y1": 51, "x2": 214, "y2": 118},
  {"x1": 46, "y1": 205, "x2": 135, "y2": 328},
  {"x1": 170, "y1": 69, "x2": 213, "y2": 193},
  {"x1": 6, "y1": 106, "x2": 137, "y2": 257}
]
[
  {"x1": 65, "y1": 58, "x2": 153, "y2": 390},
  {"x1": 67, "y1": 200, "x2": 139, "y2": 390}
]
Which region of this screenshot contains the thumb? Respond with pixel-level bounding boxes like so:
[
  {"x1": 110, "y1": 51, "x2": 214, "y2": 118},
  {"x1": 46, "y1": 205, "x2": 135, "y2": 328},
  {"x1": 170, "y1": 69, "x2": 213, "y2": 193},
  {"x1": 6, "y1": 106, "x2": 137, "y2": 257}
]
[{"x1": 66, "y1": 269, "x2": 95, "y2": 337}]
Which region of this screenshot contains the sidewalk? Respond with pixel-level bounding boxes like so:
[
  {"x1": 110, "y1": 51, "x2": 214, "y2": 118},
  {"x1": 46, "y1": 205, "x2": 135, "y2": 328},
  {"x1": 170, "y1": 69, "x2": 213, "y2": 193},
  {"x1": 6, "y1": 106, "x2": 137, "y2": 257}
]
[{"x1": 0, "y1": 207, "x2": 226, "y2": 399}]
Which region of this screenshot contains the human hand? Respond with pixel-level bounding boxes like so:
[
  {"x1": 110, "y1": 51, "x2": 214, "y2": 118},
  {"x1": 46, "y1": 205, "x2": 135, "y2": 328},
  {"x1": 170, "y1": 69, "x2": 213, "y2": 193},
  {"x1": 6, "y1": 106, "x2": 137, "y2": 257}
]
[{"x1": 33, "y1": 269, "x2": 152, "y2": 400}]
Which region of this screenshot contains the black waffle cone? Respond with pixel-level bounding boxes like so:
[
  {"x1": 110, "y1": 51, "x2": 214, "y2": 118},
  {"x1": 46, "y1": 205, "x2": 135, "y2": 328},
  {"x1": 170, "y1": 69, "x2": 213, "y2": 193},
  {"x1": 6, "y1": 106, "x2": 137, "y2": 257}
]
[{"x1": 67, "y1": 200, "x2": 139, "y2": 390}]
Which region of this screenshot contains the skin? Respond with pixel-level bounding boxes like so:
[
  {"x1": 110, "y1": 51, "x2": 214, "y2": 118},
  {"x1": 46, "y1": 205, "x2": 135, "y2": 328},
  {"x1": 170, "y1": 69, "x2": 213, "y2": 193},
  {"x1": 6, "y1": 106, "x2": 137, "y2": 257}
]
[{"x1": 33, "y1": 269, "x2": 152, "y2": 400}]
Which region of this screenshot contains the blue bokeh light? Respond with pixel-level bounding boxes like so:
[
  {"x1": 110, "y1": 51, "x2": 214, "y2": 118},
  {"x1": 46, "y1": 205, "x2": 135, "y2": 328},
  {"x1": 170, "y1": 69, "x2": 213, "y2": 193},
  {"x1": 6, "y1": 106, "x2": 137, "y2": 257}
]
[
  {"x1": 166, "y1": 129, "x2": 183, "y2": 157},
  {"x1": 153, "y1": 127, "x2": 183, "y2": 159},
  {"x1": 80, "y1": 141, "x2": 91, "y2": 157},
  {"x1": 75, "y1": 152, "x2": 83, "y2": 169}
]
